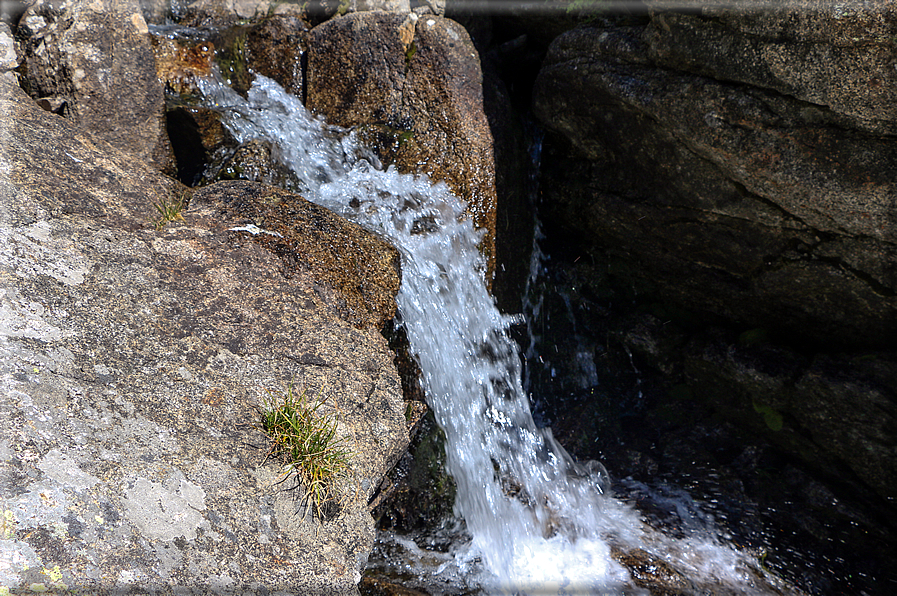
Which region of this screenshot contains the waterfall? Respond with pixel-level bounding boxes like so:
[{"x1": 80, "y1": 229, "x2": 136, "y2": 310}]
[{"x1": 199, "y1": 75, "x2": 787, "y2": 595}]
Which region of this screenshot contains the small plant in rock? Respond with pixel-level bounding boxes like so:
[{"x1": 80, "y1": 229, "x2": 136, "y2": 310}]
[
  {"x1": 152, "y1": 191, "x2": 188, "y2": 230},
  {"x1": 259, "y1": 383, "x2": 352, "y2": 519}
]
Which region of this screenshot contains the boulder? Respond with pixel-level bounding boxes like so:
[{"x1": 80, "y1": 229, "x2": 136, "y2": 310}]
[
  {"x1": 0, "y1": 72, "x2": 407, "y2": 593},
  {"x1": 240, "y1": 14, "x2": 308, "y2": 97},
  {"x1": 181, "y1": 0, "x2": 307, "y2": 26},
  {"x1": 529, "y1": 10, "x2": 897, "y2": 592},
  {"x1": 17, "y1": 0, "x2": 175, "y2": 173},
  {"x1": 305, "y1": 11, "x2": 498, "y2": 280},
  {"x1": 643, "y1": 0, "x2": 897, "y2": 134},
  {"x1": 533, "y1": 16, "x2": 897, "y2": 348}
]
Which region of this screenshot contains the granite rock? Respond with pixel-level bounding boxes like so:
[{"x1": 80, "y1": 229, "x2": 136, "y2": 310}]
[
  {"x1": 534, "y1": 17, "x2": 897, "y2": 348},
  {"x1": 0, "y1": 68, "x2": 407, "y2": 594},
  {"x1": 17, "y1": 0, "x2": 175, "y2": 173},
  {"x1": 305, "y1": 11, "x2": 498, "y2": 280}
]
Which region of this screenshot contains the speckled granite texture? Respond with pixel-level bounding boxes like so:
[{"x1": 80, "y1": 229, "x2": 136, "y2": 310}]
[{"x1": 0, "y1": 64, "x2": 407, "y2": 595}]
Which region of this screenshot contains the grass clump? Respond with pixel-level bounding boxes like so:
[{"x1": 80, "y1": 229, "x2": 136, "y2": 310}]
[
  {"x1": 153, "y1": 191, "x2": 188, "y2": 230},
  {"x1": 260, "y1": 383, "x2": 352, "y2": 519}
]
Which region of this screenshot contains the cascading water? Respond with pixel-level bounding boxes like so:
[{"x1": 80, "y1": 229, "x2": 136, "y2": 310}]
[{"x1": 198, "y1": 74, "x2": 796, "y2": 595}]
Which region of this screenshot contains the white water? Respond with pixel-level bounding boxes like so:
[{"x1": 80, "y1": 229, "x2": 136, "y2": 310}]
[{"x1": 199, "y1": 75, "x2": 788, "y2": 595}]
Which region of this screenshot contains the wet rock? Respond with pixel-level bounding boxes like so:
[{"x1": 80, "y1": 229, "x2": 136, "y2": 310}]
[
  {"x1": 372, "y1": 411, "x2": 456, "y2": 534},
  {"x1": 17, "y1": 0, "x2": 175, "y2": 173},
  {"x1": 241, "y1": 14, "x2": 308, "y2": 96},
  {"x1": 305, "y1": 11, "x2": 498, "y2": 280},
  {"x1": 611, "y1": 546, "x2": 695, "y2": 596},
  {"x1": 359, "y1": 576, "x2": 431, "y2": 596},
  {"x1": 533, "y1": 17, "x2": 897, "y2": 348},
  {"x1": 151, "y1": 34, "x2": 216, "y2": 96},
  {"x1": 212, "y1": 139, "x2": 298, "y2": 188},
  {"x1": 0, "y1": 68, "x2": 407, "y2": 594}
]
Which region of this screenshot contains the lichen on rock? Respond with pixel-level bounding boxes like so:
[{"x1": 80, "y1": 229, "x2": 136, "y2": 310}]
[{"x1": 0, "y1": 50, "x2": 407, "y2": 594}]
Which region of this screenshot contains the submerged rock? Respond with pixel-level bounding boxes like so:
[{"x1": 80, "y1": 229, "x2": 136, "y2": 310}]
[
  {"x1": 0, "y1": 67, "x2": 407, "y2": 593},
  {"x1": 611, "y1": 546, "x2": 696, "y2": 596}
]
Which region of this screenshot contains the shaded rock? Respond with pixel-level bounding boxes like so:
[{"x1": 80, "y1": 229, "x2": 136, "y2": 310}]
[
  {"x1": 212, "y1": 138, "x2": 299, "y2": 189},
  {"x1": 372, "y1": 411, "x2": 455, "y2": 534},
  {"x1": 0, "y1": 70, "x2": 406, "y2": 594},
  {"x1": 533, "y1": 20, "x2": 897, "y2": 348},
  {"x1": 17, "y1": 0, "x2": 175, "y2": 173},
  {"x1": 524, "y1": 227, "x2": 897, "y2": 595},
  {"x1": 305, "y1": 11, "x2": 498, "y2": 280},
  {"x1": 481, "y1": 38, "x2": 535, "y2": 312},
  {"x1": 674, "y1": 337, "x2": 897, "y2": 506},
  {"x1": 644, "y1": 1, "x2": 897, "y2": 134},
  {"x1": 165, "y1": 105, "x2": 238, "y2": 186}
]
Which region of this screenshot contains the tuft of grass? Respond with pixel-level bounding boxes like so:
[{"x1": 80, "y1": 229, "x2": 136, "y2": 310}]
[
  {"x1": 259, "y1": 383, "x2": 352, "y2": 519},
  {"x1": 153, "y1": 191, "x2": 188, "y2": 230}
]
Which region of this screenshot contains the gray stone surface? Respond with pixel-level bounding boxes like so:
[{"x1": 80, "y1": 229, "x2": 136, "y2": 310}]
[
  {"x1": 182, "y1": 0, "x2": 306, "y2": 25},
  {"x1": 644, "y1": 0, "x2": 897, "y2": 133},
  {"x1": 0, "y1": 22, "x2": 17, "y2": 71},
  {"x1": 18, "y1": 0, "x2": 175, "y2": 172},
  {"x1": 0, "y1": 67, "x2": 407, "y2": 594}
]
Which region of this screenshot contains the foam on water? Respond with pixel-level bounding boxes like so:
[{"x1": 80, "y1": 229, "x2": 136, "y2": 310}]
[{"x1": 199, "y1": 74, "x2": 788, "y2": 595}]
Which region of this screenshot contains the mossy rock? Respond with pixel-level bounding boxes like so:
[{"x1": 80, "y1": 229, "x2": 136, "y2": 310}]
[{"x1": 373, "y1": 411, "x2": 456, "y2": 533}]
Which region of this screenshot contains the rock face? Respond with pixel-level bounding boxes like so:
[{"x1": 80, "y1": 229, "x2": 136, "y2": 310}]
[
  {"x1": 305, "y1": 11, "x2": 498, "y2": 279},
  {"x1": 528, "y1": 7, "x2": 897, "y2": 592},
  {"x1": 17, "y1": 0, "x2": 174, "y2": 173},
  {"x1": 0, "y1": 71, "x2": 407, "y2": 594},
  {"x1": 533, "y1": 8, "x2": 897, "y2": 349},
  {"x1": 643, "y1": 1, "x2": 897, "y2": 134}
]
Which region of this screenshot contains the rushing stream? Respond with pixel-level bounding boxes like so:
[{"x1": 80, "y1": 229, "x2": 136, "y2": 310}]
[{"x1": 198, "y1": 74, "x2": 795, "y2": 595}]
